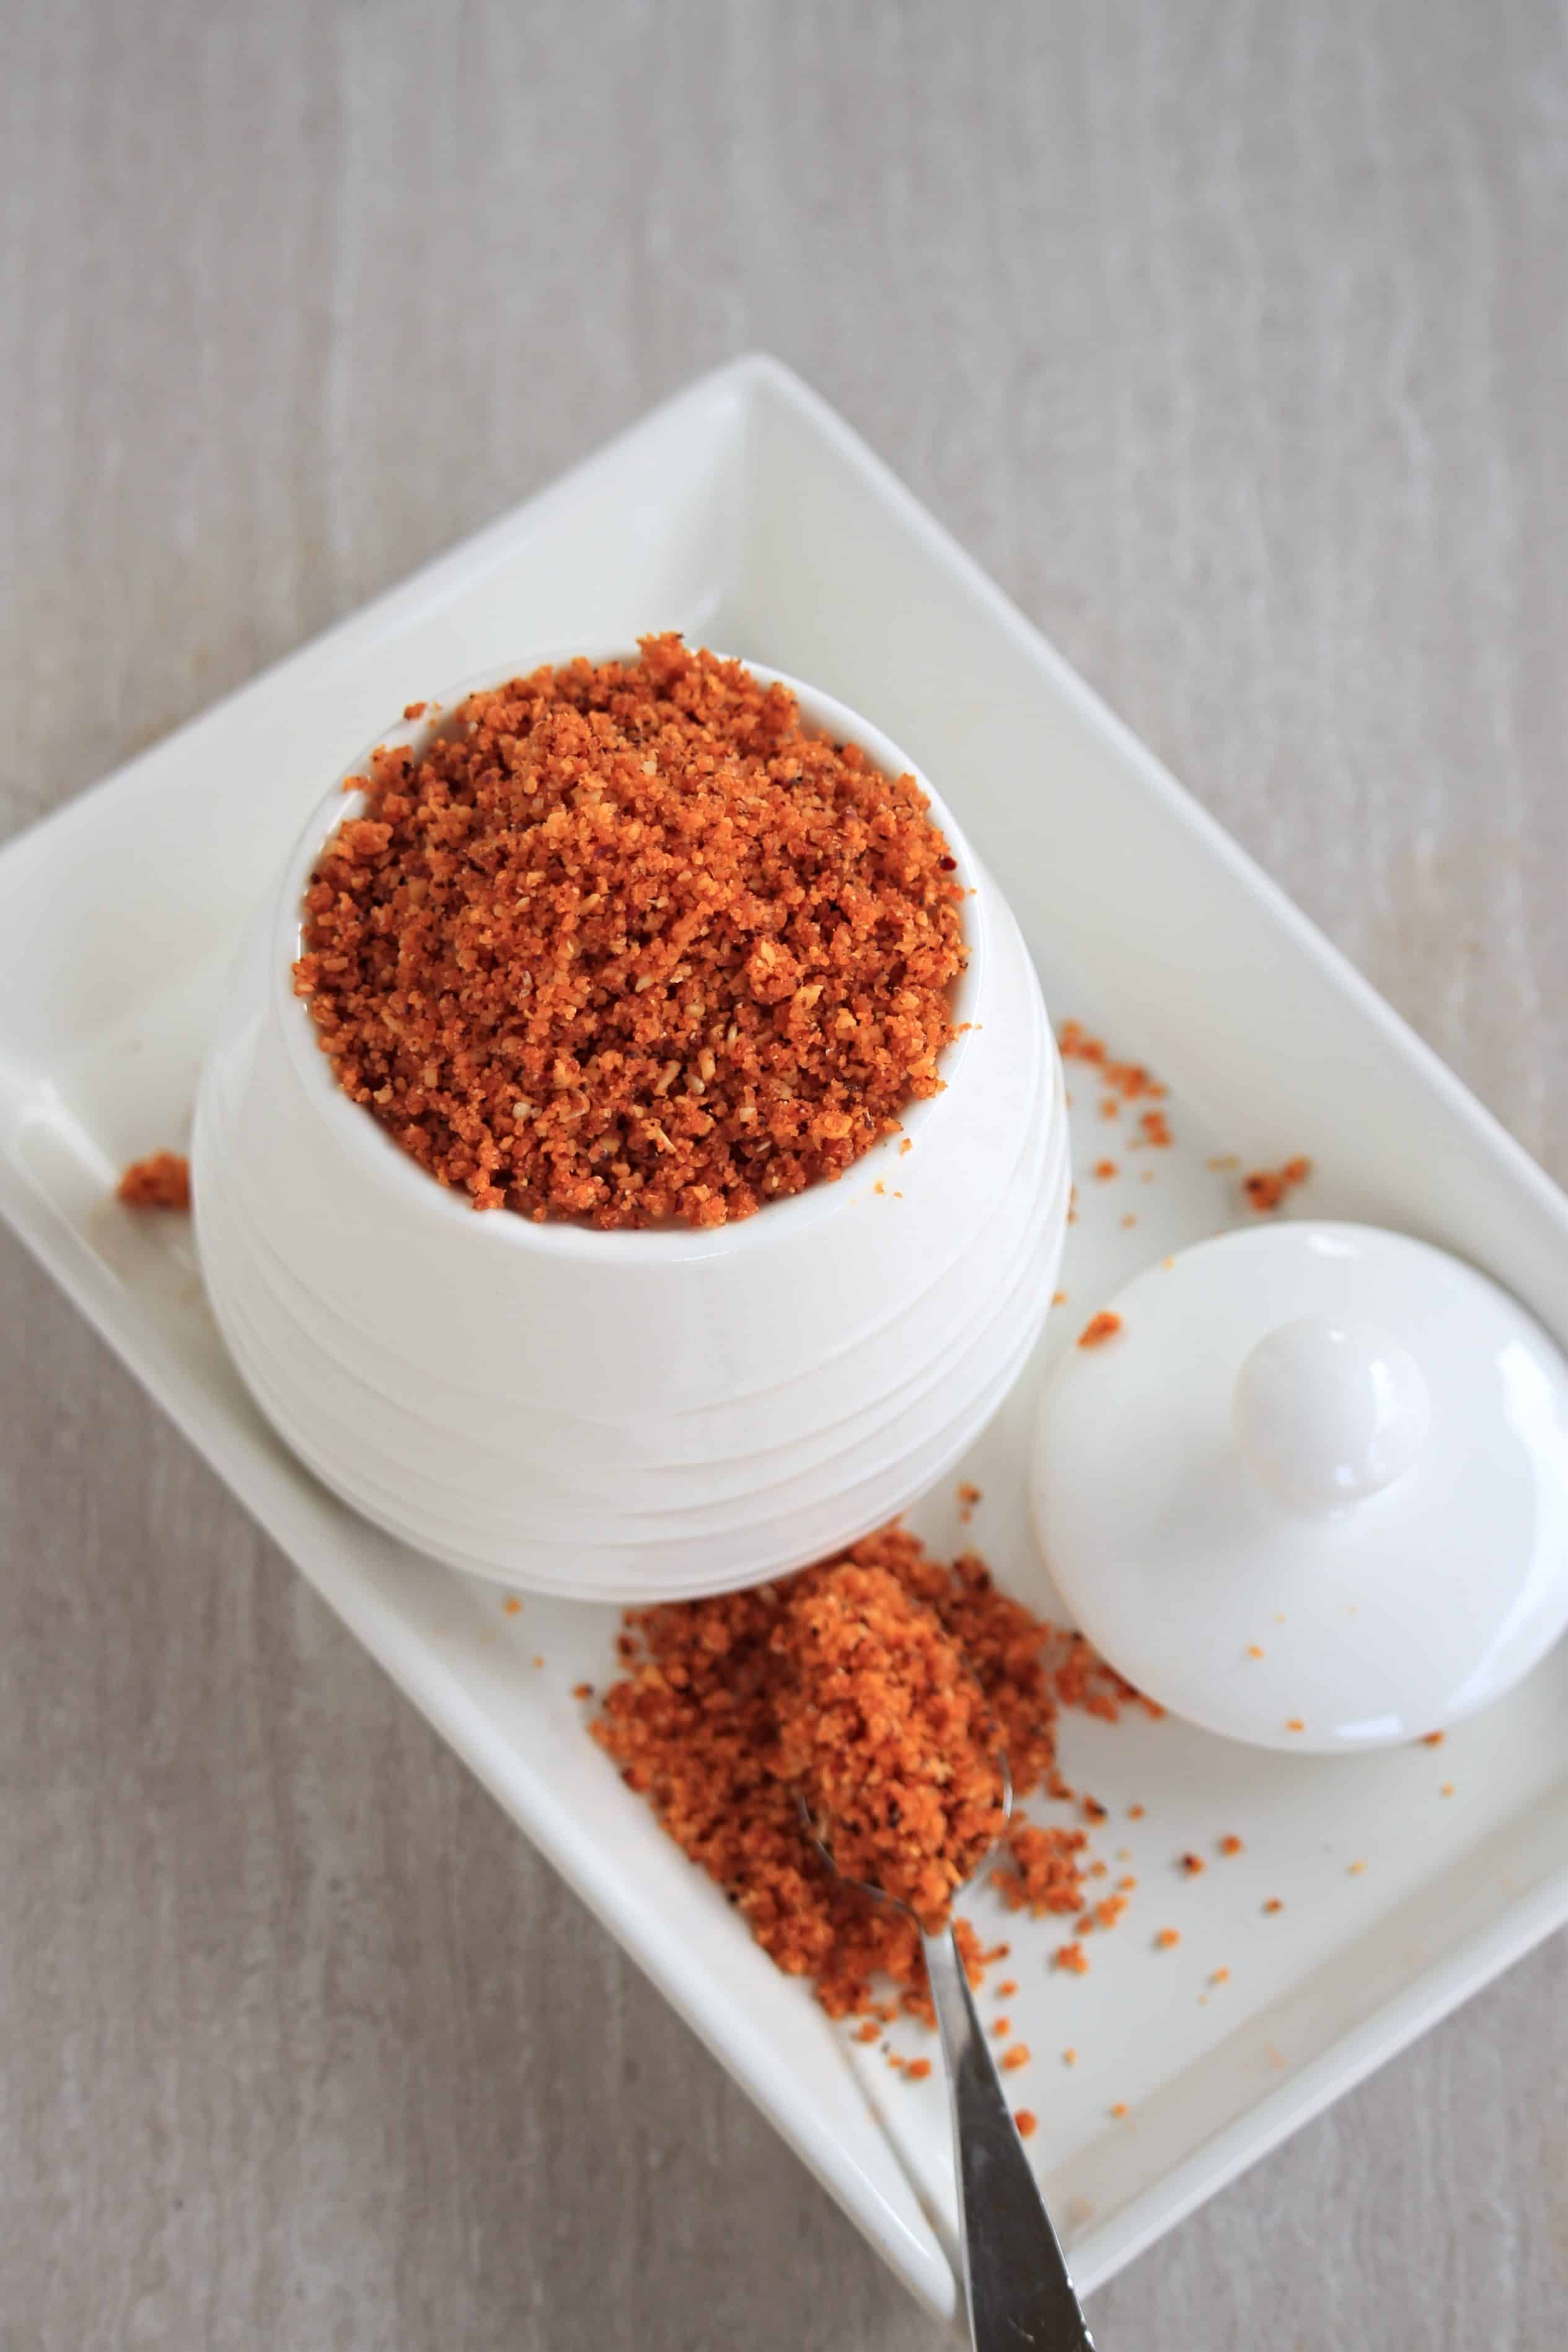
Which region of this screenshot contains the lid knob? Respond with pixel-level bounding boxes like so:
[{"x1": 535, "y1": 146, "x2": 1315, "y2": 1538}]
[{"x1": 1231, "y1": 1318, "x2": 1430, "y2": 1510}]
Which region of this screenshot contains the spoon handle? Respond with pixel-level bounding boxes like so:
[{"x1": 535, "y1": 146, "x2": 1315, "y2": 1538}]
[{"x1": 922, "y1": 1925, "x2": 1096, "y2": 2351}]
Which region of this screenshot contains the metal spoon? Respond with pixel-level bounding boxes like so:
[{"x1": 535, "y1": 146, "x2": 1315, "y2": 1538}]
[{"x1": 802, "y1": 1766, "x2": 1098, "y2": 2350}]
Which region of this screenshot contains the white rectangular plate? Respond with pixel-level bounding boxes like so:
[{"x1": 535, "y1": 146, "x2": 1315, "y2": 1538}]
[{"x1": 6, "y1": 356, "x2": 1568, "y2": 2325}]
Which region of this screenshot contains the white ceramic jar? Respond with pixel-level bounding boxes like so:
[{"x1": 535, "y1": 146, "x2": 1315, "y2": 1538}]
[{"x1": 193, "y1": 655, "x2": 1067, "y2": 1598}]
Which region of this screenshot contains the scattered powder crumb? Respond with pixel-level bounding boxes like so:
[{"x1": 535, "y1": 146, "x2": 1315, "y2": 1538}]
[
  {"x1": 855, "y1": 2019, "x2": 881, "y2": 2044},
  {"x1": 874, "y1": 1180, "x2": 886, "y2": 1196},
  {"x1": 117, "y1": 1151, "x2": 191, "y2": 1211},
  {"x1": 900, "y1": 1137, "x2": 913, "y2": 1156},
  {"x1": 571, "y1": 1681, "x2": 594, "y2": 1700},
  {"x1": 1128, "y1": 1803, "x2": 1145, "y2": 1821},
  {"x1": 995, "y1": 1978, "x2": 1019, "y2": 1999},
  {"x1": 1137, "y1": 1108, "x2": 1173, "y2": 1149},
  {"x1": 906, "y1": 2057, "x2": 933, "y2": 2082},
  {"x1": 1246, "y1": 1645, "x2": 1265, "y2": 1660},
  {"x1": 294, "y1": 638, "x2": 966, "y2": 1230},
  {"x1": 1077, "y1": 1311, "x2": 1123, "y2": 1350},
  {"x1": 1422, "y1": 1731, "x2": 1445, "y2": 1747},
  {"x1": 1242, "y1": 1156, "x2": 1312, "y2": 1214},
  {"x1": 1002, "y1": 2043, "x2": 1031, "y2": 2072},
  {"x1": 1057, "y1": 1022, "x2": 1167, "y2": 1103},
  {"x1": 1207, "y1": 1154, "x2": 1241, "y2": 1172},
  {"x1": 1100, "y1": 1096, "x2": 1120, "y2": 1120},
  {"x1": 1266, "y1": 2045, "x2": 1287, "y2": 2071},
  {"x1": 1262, "y1": 1898, "x2": 1284, "y2": 1915},
  {"x1": 1088, "y1": 1860, "x2": 1108, "y2": 1878},
  {"x1": 1120, "y1": 1213, "x2": 1139, "y2": 1229},
  {"x1": 1347, "y1": 1860, "x2": 1367, "y2": 1876},
  {"x1": 1051, "y1": 1288, "x2": 1068, "y2": 1306},
  {"x1": 1109, "y1": 2102, "x2": 1129, "y2": 2120},
  {"x1": 1092, "y1": 1159, "x2": 1119, "y2": 1181},
  {"x1": 503, "y1": 1596, "x2": 523, "y2": 1616},
  {"x1": 402, "y1": 700, "x2": 428, "y2": 720},
  {"x1": 1054, "y1": 1942, "x2": 1090, "y2": 1976},
  {"x1": 1218, "y1": 1834, "x2": 1244, "y2": 1857},
  {"x1": 992, "y1": 2017, "x2": 1011, "y2": 2038},
  {"x1": 1179, "y1": 1852, "x2": 1206, "y2": 1876},
  {"x1": 532, "y1": 1655, "x2": 545, "y2": 1669},
  {"x1": 1285, "y1": 1718, "x2": 1306, "y2": 1733},
  {"x1": 1063, "y1": 2048, "x2": 1077, "y2": 2066},
  {"x1": 1155, "y1": 1927, "x2": 1181, "y2": 1951},
  {"x1": 1441, "y1": 1783, "x2": 1456, "y2": 1798},
  {"x1": 1117, "y1": 1874, "x2": 1137, "y2": 1891},
  {"x1": 1210, "y1": 1967, "x2": 1231, "y2": 1986},
  {"x1": 886, "y1": 2053, "x2": 906, "y2": 2072},
  {"x1": 1081, "y1": 1795, "x2": 1109, "y2": 1824},
  {"x1": 1015, "y1": 2109, "x2": 1038, "y2": 2139},
  {"x1": 1140, "y1": 1168, "x2": 1156, "y2": 1183}
]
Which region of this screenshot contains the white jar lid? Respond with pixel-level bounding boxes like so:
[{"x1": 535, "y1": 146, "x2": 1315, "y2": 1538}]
[{"x1": 1029, "y1": 1222, "x2": 1568, "y2": 1752}]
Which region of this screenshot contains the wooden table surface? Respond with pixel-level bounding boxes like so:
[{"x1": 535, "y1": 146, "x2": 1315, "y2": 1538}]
[{"x1": 5, "y1": 3, "x2": 1568, "y2": 2345}]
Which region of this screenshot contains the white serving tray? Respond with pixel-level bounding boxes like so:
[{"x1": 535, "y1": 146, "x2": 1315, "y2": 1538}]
[{"x1": 6, "y1": 355, "x2": 1568, "y2": 2327}]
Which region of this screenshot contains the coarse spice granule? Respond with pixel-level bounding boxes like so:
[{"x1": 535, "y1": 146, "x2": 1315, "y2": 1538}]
[
  {"x1": 293, "y1": 637, "x2": 967, "y2": 1229},
  {"x1": 1057, "y1": 1021, "x2": 1167, "y2": 1105},
  {"x1": 118, "y1": 1151, "x2": 191, "y2": 1210},
  {"x1": 589, "y1": 1526, "x2": 1151, "y2": 2020},
  {"x1": 1242, "y1": 1156, "x2": 1311, "y2": 1213}
]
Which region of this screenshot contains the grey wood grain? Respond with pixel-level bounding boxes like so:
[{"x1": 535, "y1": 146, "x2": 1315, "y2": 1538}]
[{"x1": 4, "y1": 1, "x2": 1568, "y2": 2345}]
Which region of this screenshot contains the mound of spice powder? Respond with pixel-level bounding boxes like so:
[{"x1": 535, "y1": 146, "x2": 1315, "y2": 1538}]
[
  {"x1": 590, "y1": 1527, "x2": 1150, "y2": 2020},
  {"x1": 775, "y1": 1562, "x2": 1006, "y2": 1931},
  {"x1": 293, "y1": 637, "x2": 967, "y2": 1229}
]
